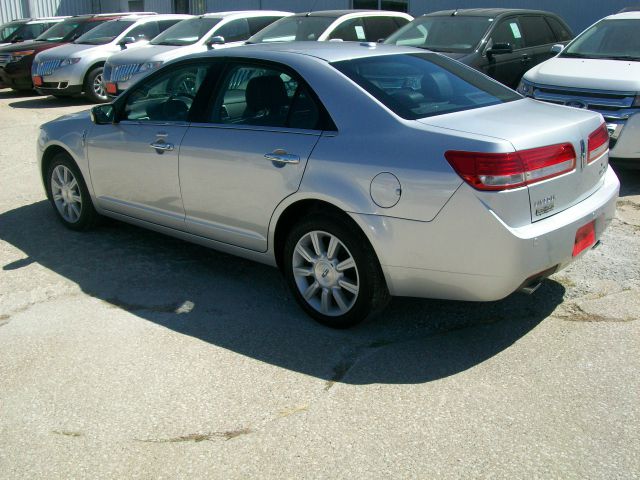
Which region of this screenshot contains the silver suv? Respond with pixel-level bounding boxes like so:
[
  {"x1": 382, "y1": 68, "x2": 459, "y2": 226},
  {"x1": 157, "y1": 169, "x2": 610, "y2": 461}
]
[
  {"x1": 32, "y1": 14, "x2": 191, "y2": 102},
  {"x1": 103, "y1": 11, "x2": 291, "y2": 97}
]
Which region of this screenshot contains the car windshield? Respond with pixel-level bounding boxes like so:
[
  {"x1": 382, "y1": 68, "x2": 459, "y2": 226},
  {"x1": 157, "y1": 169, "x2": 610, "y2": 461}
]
[
  {"x1": 150, "y1": 17, "x2": 221, "y2": 46},
  {"x1": 0, "y1": 22, "x2": 22, "y2": 42},
  {"x1": 333, "y1": 53, "x2": 520, "y2": 119},
  {"x1": 247, "y1": 16, "x2": 335, "y2": 43},
  {"x1": 36, "y1": 20, "x2": 82, "y2": 42},
  {"x1": 561, "y1": 19, "x2": 640, "y2": 61},
  {"x1": 75, "y1": 20, "x2": 135, "y2": 45},
  {"x1": 385, "y1": 16, "x2": 492, "y2": 53}
]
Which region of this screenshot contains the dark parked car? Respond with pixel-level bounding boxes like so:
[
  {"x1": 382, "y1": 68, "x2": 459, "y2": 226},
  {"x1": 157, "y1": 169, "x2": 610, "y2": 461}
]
[
  {"x1": 0, "y1": 13, "x2": 153, "y2": 91},
  {"x1": 384, "y1": 8, "x2": 574, "y2": 88},
  {"x1": 0, "y1": 16, "x2": 67, "y2": 47}
]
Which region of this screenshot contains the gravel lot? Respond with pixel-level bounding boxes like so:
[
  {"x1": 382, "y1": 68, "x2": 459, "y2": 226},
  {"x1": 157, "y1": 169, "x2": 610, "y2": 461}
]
[{"x1": 0, "y1": 90, "x2": 639, "y2": 479}]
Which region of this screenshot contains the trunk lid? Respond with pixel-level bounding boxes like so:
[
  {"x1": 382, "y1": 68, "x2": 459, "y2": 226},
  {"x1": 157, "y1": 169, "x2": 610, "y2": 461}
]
[{"x1": 418, "y1": 98, "x2": 609, "y2": 222}]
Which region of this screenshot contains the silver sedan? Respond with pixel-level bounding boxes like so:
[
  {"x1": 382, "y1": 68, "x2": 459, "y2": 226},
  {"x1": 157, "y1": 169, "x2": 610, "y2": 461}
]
[{"x1": 37, "y1": 42, "x2": 619, "y2": 327}]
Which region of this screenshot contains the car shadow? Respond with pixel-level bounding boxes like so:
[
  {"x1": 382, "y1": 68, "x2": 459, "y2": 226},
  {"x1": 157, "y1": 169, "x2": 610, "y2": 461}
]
[
  {"x1": 0, "y1": 201, "x2": 566, "y2": 385},
  {"x1": 613, "y1": 166, "x2": 640, "y2": 197},
  {"x1": 8, "y1": 95, "x2": 93, "y2": 109}
]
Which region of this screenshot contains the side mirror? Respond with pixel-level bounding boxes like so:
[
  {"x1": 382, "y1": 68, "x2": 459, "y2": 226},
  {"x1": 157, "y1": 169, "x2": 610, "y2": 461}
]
[
  {"x1": 487, "y1": 42, "x2": 513, "y2": 58},
  {"x1": 206, "y1": 35, "x2": 225, "y2": 48},
  {"x1": 551, "y1": 44, "x2": 564, "y2": 54},
  {"x1": 118, "y1": 36, "x2": 136, "y2": 48},
  {"x1": 90, "y1": 104, "x2": 115, "y2": 125}
]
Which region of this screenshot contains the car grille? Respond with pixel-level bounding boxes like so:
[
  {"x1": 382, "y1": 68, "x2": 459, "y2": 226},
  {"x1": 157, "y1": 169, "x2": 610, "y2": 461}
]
[
  {"x1": 108, "y1": 63, "x2": 141, "y2": 82},
  {"x1": 532, "y1": 84, "x2": 638, "y2": 121},
  {"x1": 33, "y1": 59, "x2": 63, "y2": 76}
]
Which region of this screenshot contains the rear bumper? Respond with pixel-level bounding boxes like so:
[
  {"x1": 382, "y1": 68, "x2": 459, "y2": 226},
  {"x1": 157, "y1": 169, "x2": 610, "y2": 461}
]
[{"x1": 350, "y1": 167, "x2": 620, "y2": 301}]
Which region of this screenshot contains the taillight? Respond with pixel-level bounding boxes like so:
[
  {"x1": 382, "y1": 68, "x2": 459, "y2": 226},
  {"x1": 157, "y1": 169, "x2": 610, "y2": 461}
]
[
  {"x1": 588, "y1": 123, "x2": 609, "y2": 163},
  {"x1": 445, "y1": 143, "x2": 576, "y2": 191}
]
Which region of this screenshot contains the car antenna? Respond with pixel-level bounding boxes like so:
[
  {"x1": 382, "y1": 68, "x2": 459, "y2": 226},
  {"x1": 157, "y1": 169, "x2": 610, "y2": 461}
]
[{"x1": 307, "y1": 0, "x2": 319, "y2": 15}]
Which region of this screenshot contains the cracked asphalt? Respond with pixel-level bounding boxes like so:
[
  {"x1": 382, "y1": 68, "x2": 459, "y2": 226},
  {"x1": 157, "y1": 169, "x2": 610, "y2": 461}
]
[{"x1": 0, "y1": 90, "x2": 639, "y2": 479}]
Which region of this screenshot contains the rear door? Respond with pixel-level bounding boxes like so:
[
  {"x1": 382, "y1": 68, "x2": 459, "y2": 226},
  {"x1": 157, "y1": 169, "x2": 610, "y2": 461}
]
[
  {"x1": 517, "y1": 15, "x2": 558, "y2": 71},
  {"x1": 179, "y1": 60, "x2": 325, "y2": 252}
]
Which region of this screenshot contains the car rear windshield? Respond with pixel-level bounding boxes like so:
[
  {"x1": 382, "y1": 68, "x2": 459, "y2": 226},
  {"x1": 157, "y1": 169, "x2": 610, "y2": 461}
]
[
  {"x1": 560, "y1": 19, "x2": 640, "y2": 61},
  {"x1": 247, "y1": 16, "x2": 335, "y2": 43},
  {"x1": 332, "y1": 53, "x2": 521, "y2": 119},
  {"x1": 150, "y1": 17, "x2": 221, "y2": 46},
  {"x1": 0, "y1": 22, "x2": 23, "y2": 42},
  {"x1": 385, "y1": 16, "x2": 492, "y2": 53},
  {"x1": 75, "y1": 20, "x2": 135, "y2": 45}
]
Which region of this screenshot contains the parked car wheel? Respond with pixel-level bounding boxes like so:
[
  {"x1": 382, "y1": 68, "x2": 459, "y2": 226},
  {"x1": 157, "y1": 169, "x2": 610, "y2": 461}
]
[
  {"x1": 84, "y1": 66, "x2": 107, "y2": 103},
  {"x1": 283, "y1": 213, "x2": 389, "y2": 328},
  {"x1": 45, "y1": 152, "x2": 98, "y2": 230}
]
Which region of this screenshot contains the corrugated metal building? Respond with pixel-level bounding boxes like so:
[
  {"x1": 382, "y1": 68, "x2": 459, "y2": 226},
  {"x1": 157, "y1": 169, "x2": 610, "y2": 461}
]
[{"x1": 1, "y1": 0, "x2": 638, "y2": 33}]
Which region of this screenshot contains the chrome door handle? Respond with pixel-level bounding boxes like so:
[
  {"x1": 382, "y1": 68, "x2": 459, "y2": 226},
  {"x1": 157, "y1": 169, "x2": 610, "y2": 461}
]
[
  {"x1": 149, "y1": 141, "x2": 174, "y2": 151},
  {"x1": 264, "y1": 152, "x2": 300, "y2": 164}
]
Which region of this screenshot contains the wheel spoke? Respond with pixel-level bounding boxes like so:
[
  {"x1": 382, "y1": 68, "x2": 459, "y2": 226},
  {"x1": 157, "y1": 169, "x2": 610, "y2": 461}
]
[
  {"x1": 53, "y1": 193, "x2": 63, "y2": 201},
  {"x1": 63, "y1": 167, "x2": 69, "y2": 183},
  {"x1": 70, "y1": 203, "x2": 81, "y2": 219},
  {"x1": 338, "y1": 279, "x2": 358, "y2": 295},
  {"x1": 293, "y1": 267, "x2": 313, "y2": 277},
  {"x1": 303, "y1": 281, "x2": 320, "y2": 301},
  {"x1": 68, "y1": 178, "x2": 78, "y2": 190},
  {"x1": 71, "y1": 194, "x2": 82, "y2": 204},
  {"x1": 327, "y1": 236, "x2": 339, "y2": 260},
  {"x1": 310, "y1": 231, "x2": 322, "y2": 256},
  {"x1": 296, "y1": 244, "x2": 315, "y2": 264},
  {"x1": 332, "y1": 288, "x2": 348, "y2": 312},
  {"x1": 320, "y1": 288, "x2": 330, "y2": 314},
  {"x1": 336, "y1": 257, "x2": 355, "y2": 272},
  {"x1": 55, "y1": 168, "x2": 65, "y2": 185}
]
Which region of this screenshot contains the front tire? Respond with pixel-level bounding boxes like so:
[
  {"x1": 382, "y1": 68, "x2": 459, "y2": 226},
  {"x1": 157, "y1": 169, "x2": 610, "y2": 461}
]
[
  {"x1": 283, "y1": 213, "x2": 389, "y2": 328},
  {"x1": 45, "y1": 152, "x2": 98, "y2": 231},
  {"x1": 83, "y1": 66, "x2": 107, "y2": 103}
]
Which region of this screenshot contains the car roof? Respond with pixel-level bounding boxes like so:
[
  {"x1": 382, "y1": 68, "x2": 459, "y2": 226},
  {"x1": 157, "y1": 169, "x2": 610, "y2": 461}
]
[
  {"x1": 424, "y1": 8, "x2": 556, "y2": 18},
  {"x1": 289, "y1": 9, "x2": 409, "y2": 18},
  {"x1": 192, "y1": 40, "x2": 419, "y2": 63},
  {"x1": 110, "y1": 14, "x2": 191, "y2": 23},
  {"x1": 605, "y1": 11, "x2": 640, "y2": 20},
  {"x1": 200, "y1": 10, "x2": 292, "y2": 19}
]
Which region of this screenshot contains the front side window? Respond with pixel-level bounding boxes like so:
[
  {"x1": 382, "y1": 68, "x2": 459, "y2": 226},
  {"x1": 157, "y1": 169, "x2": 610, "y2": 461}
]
[
  {"x1": 75, "y1": 20, "x2": 135, "y2": 45},
  {"x1": 150, "y1": 17, "x2": 221, "y2": 46},
  {"x1": 0, "y1": 22, "x2": 21, "y2": 42},
  {"x1": 122, "y1": 64, "x2": 209, "y2": 122},
  {"x1": 364, "y1": 16, "x2": 409, "y2": 41},
  {"x1": 333, "y1": 53, "x2": 521, "y2": 119},
  {"x1": 385, "y1": 16, "x2": 492, "y2": 53},
  {"x1": 490, "y1": 18, "x2": 525, "y2": 50},
  {"x1": 214, "y1": 18, "x2": 250, "y2": 43},
  {"x1": 210, "y1": 64, "x2": 320, "y2": 129},
  {"x1": 36, "y1": 20, "x2": 82, "y2": 41},
  {"x1": 328, "y1": 18, "x2": 366, "y2": 41},
  {"x1": 247, "y1": 16, "x2": 335, "y2": 43},
  {"x1": 11, "y1": 23, "x2": 46, "y2": 41},
  {"x1": 560, "y1": 19, "x2": 640, "y2": 60},
  {"x1": 126, "y1": 22, "x2": 159, "y2": 42}
]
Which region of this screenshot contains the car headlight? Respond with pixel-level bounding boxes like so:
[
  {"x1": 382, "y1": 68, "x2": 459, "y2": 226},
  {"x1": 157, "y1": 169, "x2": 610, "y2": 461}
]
[
  {"x1": 517, "y1": 79, "x2": 535, "y2": 97},
  {"x1": 59, "y1": 57, "x2": 81, "y2": 67},
  {"x1": 10, "y1": 50, "x2": 35, "y2": 62},
  {"x1": 139, "y1": 61, "x2": 163, "y2": 73}
]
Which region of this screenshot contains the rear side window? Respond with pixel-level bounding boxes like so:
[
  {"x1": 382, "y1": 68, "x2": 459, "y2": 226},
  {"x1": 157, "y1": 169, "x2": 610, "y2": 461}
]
[
  {"x1": 247, "y1": 16, "x2": 283, "y2": 35},
  {"x1": 333, "y1": 53, "x2": 520, "y2": 120},
  {"x1": 328, "y1": 18, "x2": 366, "y2": 41},
  {"x1": 364, "y1": 16, "x2": 407, "y2": 41},
  {"x1": 546, "y1": 16, "x2": 573, "y2": 42},
  {"x1": 519, "y1": 16, "x2": 555, "y2": 46},
  {"x1": 215, "y1": 18, "x2": 250, "y2": 42}
]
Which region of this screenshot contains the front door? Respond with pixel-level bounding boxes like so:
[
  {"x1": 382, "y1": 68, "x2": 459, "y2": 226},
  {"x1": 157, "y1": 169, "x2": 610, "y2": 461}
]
[
  {"x1": 179, "y1": 62, "x2": 325, "y2": 252},
  {"x1": 483, "y1": 17, "x2": 527, "y2": 88},
  {"x1": 88, "y1": 62, "x2": 210, "y2": 229}
]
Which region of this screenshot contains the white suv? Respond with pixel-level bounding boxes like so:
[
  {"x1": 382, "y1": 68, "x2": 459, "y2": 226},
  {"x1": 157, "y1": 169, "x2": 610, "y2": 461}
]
[
  {"x1": 518, "y1": 11, "x2": 640, "y2": 167},
  {"x1": 32, "y1": 14, "x2": 191, "y2": 102},
  {"x1": 104, "y1": 11, "x2": 291, "y2": 97}
]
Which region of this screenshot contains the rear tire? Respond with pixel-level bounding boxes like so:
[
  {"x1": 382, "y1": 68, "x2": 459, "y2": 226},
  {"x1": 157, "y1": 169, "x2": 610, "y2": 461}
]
[
  {"x1": 83, "y1": 66, "x2": 107, "y2": 103},
  {"x1": 45, "y1": 152, "x2": 98, "y2": 231},
  {"x1": 283, "y1": 213, "x2": 389, "y2": 328}
]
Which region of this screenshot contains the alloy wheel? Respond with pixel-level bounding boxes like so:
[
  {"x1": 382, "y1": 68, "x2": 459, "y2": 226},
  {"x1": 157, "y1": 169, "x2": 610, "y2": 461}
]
[{"x1": 51, "y1": 164, "x2": 82, "y2": 223}]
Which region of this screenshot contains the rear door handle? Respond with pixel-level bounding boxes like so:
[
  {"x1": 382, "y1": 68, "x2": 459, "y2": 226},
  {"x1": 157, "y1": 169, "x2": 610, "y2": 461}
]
[
  {"x1": 264, "y1": 151, "x2": 300, "y2": 164},
  {"x1": 149, "y1": 141, "x2": 174, "y2": 151},
  {"x1": 521, "y1": 54, "x2": 531, "y2": 64}
]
